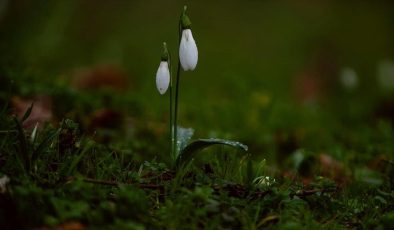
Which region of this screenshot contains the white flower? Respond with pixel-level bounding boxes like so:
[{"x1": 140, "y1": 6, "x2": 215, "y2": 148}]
[
  {"x1": 156, "y1": 61, "x2": 170, "y2": 94},
  {"x1": 179, "y1": 29, "x2": 198, "y2": 71}
]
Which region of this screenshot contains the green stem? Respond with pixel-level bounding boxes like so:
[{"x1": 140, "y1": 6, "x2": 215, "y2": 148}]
[
  {"x1": 173, "y1": 61, "x2": 181, "y2": 157},
  {"x1": 168, "y1": 52, "x2": 174, "y2": 161},
  {"x1": 173, "y1": 16, "x2": 183, "y2": 158}
]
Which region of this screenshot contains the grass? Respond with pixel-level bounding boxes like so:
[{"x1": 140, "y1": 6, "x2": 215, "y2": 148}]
[{"x1": 0, "y1": 76, "x2": 393, "y2": 229}]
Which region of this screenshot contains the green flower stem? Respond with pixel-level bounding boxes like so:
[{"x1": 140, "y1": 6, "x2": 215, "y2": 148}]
[
  {"x1": 168, "y1": 52, "x2": 174, "y2": 161},
  {"x1": 170, "y1": 6, "x2": 190, "y2": 162},
  {"x1": 173, "y1": 15, "x2": 183, "y2": 159},
  {"x1": 173, "y1": 59, "x2": 181, "y2": 158}
]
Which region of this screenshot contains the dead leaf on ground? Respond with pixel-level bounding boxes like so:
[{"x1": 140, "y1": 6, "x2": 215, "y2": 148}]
[{"x1": 319, "y1": 153, "x2": 349, "y2": 186}]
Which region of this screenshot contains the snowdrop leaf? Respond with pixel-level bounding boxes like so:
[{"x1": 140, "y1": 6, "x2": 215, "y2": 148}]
[{"x1": 175, "y1": 138, "x2": 248, "y2": 168}]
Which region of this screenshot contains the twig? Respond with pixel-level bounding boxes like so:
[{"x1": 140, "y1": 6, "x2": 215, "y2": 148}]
[
  {"x1": 290, "y1": 188, "x2": 337, "y2": 198},
  {"x1": 82, "y1": 178, "x2": 119, "y2": 186},
  {"x1": 0, "y1": 130, "x2": 17, "y2": 133},
  {"x1": 67, "y1": 177, "x2": 164, "y2": 190}
]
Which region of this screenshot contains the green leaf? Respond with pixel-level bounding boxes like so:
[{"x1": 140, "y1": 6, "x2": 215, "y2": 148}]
[
  {"x1": 30, "y1": 122, "x2": 39, "y2": 144},
  {"x1": 13, "y1": 116, "x2": 30, "y2": 171},
  {"x1": 175, "y1": 138, "x2": 248, "y2": 168},
  {"x1": 374, "y1": 195, "x2": 387, "y2": 205},
  {"x1": 31, "y1": 128, "x2": 61, "y2": 164},
  {"x1": 21, "y1": 102, "x2": 34, "y2": 123},
  {"x1": 354, "y1": 167, "x2": 383, "y2": 187},
  {"x1": 246, "y1": 158, "x2": 254, "y2": 186},
  {"x1": 66, "y1": 138, "x2": 93, "y2": 176}
]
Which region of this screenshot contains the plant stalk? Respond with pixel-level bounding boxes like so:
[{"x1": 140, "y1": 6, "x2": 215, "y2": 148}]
[
  {"x1": 168, "y1": 52, "x2": 174, "y2": 161},
  {"x1": 173, "y1": 61, "x2": 181, "y2": 158},
  {"x1": 173, "y1": 17, "x2": 183, "y2": 159}
]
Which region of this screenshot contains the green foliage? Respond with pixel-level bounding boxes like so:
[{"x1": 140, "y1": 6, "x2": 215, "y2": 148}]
[
  {"x1": 176, "y1": 138, "x2": 248, "y2": 169},
  {"x1": 0, "y1": 91, "x2": 393, "y2": 228}
]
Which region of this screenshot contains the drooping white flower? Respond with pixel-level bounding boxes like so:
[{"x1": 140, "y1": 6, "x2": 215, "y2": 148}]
[
  {"x1": 156, "y1": 61, "x2": 170, "y2": 94},
  {"x1": 179, "y1": 29, "x2": 198, "y2": 71}
]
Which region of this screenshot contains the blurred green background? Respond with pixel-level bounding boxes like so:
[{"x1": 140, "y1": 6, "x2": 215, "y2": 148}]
[{"x1": 1, "y1": 0, "x2": 393, "y2": 162}]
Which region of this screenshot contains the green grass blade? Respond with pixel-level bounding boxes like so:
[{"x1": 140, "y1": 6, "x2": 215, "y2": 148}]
[
  {"x1": 21, "y1": 102, "x2": 34, "y2": 123},
  {"x1": 66, "y1": 138, "x2": 93, "y2": 176},
  {"x1": 13, "y1": 116, "x2": 30, "y2": 171},
  {"x1": 31, "y1": 128, "x2": 61, "y2": 164},
  {"x1": 175, "y1": 138, "x2": 248, "y2": 168}
]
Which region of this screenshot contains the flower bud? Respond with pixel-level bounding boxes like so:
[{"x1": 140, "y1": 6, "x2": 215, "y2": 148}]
[
  {"x1": 156, "y1": 61, "x2": 170, "y2": 94},
  {"x1": 179, "y1": 29, "x2": 198, "y2": 71},
  {"x1": 161, "y1": 42, "x2": 169, "y2": 62},
  {"x1": 180, "y1": 6, "x2": 192, "y2": 30}
]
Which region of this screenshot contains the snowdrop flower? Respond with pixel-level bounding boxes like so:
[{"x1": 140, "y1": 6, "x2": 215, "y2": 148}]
[
  {"x1": 156, "y1": 61, "x2": 170, "y2": 94},
  {"x1": 179, "y1": 6, "x2": 198, "y2": 71},
  {"x1": 179, "y1": 29, "x2": 198, "y2": 71},
  {"x1": 156, "y1": 42, "x2": 171, "y2": 95}
]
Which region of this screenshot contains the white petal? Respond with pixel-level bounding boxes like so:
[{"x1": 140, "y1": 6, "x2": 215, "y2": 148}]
[
  {"x1": 179, "y1": 29, "x2": 198, "y2": 71},
  {"x1": 156, "y1": 61, "x2": 170, "y2": 94}
]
